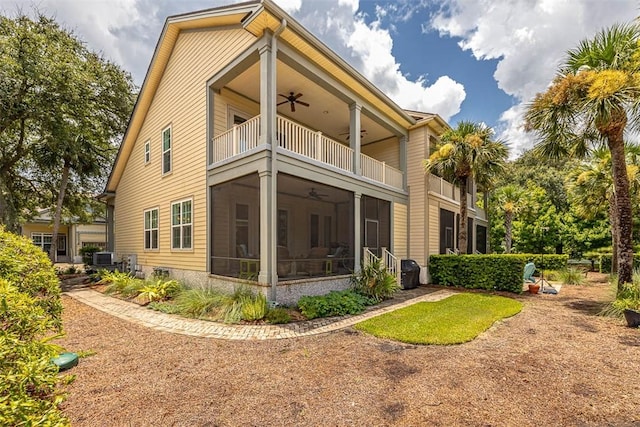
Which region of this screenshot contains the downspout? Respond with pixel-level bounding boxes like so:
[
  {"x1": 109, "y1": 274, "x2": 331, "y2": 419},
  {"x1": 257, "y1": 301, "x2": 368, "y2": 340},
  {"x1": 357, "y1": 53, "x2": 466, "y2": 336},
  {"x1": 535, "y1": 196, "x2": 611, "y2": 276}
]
[{"x1": 270, "y1": 19, "x2": 286, "y2": 303}]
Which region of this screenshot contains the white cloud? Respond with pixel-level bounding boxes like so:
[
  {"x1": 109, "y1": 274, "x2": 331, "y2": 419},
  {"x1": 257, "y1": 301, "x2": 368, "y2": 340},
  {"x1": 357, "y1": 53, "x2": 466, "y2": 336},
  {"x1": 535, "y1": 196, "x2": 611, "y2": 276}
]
[
  {"x1": 430, "y1": 0, "x2": 637, "y2": 156},
  {"x1": 345, "y1": 12, "x2": 465, "y2": 120}
]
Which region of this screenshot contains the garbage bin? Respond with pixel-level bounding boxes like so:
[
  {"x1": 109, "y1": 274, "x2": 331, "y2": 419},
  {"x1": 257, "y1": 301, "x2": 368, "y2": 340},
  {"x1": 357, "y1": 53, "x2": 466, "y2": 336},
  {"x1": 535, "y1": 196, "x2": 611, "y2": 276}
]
[{"x1": 400, "y1": 259, "x2": 420, "y2": 289}]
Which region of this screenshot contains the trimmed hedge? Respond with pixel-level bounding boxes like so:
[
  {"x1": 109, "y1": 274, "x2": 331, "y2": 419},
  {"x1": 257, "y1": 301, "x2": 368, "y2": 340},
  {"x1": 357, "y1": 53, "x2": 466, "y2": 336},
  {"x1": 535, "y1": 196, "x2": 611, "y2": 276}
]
[
  {"x1": 598, "y1": 254, "x2": 640, "y2": 273},
  {"x1": 429, "y1": 254, "x2": 568, "y2": 293}
]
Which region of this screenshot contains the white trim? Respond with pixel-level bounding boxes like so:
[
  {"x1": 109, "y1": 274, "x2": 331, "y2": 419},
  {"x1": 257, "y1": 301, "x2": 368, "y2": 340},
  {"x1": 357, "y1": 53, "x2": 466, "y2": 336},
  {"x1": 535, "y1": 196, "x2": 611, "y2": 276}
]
[
  {"x1": 171, "y1": 198, "x2": 193, "y2": 250},
  {"x1": 144, "y1": 140, "x2": 151, "y2": 164},
  {"x1": 161, "y1": 125, "x2": 172, "y2": 175},
  {"x1": 144, "y1": 207, "x2": 159, "y2": 250}
]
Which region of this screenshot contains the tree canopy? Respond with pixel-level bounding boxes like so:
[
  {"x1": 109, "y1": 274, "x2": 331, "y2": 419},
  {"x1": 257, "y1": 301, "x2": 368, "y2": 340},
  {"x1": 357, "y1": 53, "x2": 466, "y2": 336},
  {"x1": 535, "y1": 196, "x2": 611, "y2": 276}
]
[{"x1": 0, "y1": 13, "x2": 136, "y2": 235}]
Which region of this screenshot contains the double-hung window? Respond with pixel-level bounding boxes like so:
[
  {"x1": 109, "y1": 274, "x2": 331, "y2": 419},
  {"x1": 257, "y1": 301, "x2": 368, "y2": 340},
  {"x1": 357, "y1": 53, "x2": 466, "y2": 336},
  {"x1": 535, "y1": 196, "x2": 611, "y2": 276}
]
[
  {"x1": 171, "y1": 199, "x2": 192, "y2": 249},
  {"x1": 144, "y1": 140, "x2": 150, "y2": 164},
  {"x1": 162, "y1": 126, "x2": 172, "y2": 174},
  {"x1": 144, "y1": 208, "x2": 159, "y2": 250}
]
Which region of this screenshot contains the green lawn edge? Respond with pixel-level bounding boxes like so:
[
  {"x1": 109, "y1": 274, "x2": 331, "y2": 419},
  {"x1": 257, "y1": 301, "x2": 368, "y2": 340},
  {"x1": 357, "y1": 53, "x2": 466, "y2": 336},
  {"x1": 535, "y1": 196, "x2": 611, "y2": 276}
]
[{"x1": 354, "y1": 293, "x2": 522, "y2": 345}]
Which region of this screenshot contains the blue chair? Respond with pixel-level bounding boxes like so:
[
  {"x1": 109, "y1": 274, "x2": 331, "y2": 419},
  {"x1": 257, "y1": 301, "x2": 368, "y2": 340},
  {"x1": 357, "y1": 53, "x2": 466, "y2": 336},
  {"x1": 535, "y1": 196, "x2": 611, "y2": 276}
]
[{"x1": 523, "y1": 262, "x2": 536, "y2": 283}]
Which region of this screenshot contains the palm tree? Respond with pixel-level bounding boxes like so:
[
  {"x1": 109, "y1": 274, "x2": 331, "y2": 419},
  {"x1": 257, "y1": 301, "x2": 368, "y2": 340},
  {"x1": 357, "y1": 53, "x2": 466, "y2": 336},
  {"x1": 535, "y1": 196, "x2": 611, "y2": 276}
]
[
  {"x1": 525, "y1": 22, "x2": 640, "y2": 290},
  {"x1": 494, "y1": 185, "x2": 524, "y2": 253},
  {"x1": 424, "y1": 121, "x2": 508, "y2": 254},
  {"x1": 566, "y1": 145, "x2": 640, "y2": 272}
]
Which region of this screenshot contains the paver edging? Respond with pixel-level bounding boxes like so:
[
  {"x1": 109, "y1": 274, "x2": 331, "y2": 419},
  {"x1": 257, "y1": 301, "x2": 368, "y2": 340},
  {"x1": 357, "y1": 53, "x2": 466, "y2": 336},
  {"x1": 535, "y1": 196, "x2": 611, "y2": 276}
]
[{"x1": 64, "y1": 288, "x2": 457, "y2": 340}]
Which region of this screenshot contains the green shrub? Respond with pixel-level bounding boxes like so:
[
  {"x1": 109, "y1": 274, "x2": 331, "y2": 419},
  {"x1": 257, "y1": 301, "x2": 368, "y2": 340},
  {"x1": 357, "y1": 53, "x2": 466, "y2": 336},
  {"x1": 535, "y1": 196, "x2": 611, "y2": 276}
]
[
  {"x1": 598, "y1": 254, "x2": 640, "y2": 273},
  {"x1": 0, "y1": 228, "x2": 69, "y2": 426},
  {"x1": 350, "y1": 258, "x2": 399, "y2": 302},
  {"x1": 298, "y1": 290, "x2": 372, "y2": 319},
  {"x1": 0, "y1": 228, "x2": 62, "y2": 327},
  {"x1": 601, "y1": 271, "x2": 640, "y2": 318},
  {"x1": 175, "y1": 288, "x2": 226, "y2": 318},
  {"x1": 240, "y1": 292, "x2": 267, "y2": 321},
  {"x1": 558, "y1": 267, "x2": 585, "y2": 285},
  {"x1": 429, "y1": 254, "x2": 526, "y2": 293},
  {"x1": 265, "y1": 307, "x2": 292, "y2": 324},
  {"x1": 99, "y1": 270, "x2": 144, "y2": 297},
  {"x1": 138, "y1": 279, "x2": 182, "y2": 302},
  {"x1": 79, "y1": 244, "x2": 101, "y2": 265}
]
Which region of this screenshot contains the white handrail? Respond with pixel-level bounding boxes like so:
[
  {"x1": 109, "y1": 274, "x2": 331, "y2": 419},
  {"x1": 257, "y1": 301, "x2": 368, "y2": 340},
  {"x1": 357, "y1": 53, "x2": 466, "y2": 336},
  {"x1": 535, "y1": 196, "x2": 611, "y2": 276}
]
[
  {"x1": 382, "y1": 247, "x2": 401, "y2": 286},
  {"x1": 211, "y1": 115, "x2": 261, "y2": 162}
]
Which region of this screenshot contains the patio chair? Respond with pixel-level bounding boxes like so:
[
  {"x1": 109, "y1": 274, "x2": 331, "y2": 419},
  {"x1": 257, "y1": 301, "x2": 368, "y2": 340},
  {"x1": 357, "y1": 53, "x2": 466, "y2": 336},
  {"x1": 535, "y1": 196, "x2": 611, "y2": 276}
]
[
  {"x1": 277, "y1": 245, "x2": 292, "y2": 277},
  {"x1": 523, "y1": 262, "x2": 536, "y2": 283},
  {"x1": 303, "y1": 247, "x2": 330, "y2": 276}
]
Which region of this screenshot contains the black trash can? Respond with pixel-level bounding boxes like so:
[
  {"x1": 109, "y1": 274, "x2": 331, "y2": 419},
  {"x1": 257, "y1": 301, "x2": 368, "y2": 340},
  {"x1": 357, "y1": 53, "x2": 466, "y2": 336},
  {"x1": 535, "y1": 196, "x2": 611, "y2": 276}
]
[{"x1": 400, "y1": 259, "x2": 420, "y2": 289}]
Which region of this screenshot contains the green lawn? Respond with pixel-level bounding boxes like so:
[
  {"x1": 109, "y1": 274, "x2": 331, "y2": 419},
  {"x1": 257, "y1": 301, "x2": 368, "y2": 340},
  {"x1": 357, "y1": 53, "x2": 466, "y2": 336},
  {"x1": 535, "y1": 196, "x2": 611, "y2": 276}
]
[{"x1": 355, "y1": 293, "x2": 522, "y2": 345}]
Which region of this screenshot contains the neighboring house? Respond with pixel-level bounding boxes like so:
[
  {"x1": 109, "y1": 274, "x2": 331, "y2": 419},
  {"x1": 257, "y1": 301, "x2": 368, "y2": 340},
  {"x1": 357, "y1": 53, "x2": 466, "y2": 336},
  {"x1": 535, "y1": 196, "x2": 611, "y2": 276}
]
[
  {"x1": 101, "y1": 0, "x2": 488, "y2": 304},
  {"x1": 21, "y1": 209, "x2": 106, "y2": 263}
]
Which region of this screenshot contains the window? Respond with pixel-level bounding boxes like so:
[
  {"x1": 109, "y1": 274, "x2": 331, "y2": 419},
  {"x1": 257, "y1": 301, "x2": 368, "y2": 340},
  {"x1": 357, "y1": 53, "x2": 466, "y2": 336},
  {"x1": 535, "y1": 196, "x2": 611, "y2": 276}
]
[
  {"x1": 171, "y1": 199, "x2": 192, "y2": 249},
  {"x1": 31, "y1": 233, "x2": 53, "y2": 253},
  {"x1": 162, "y1": 126, "x2": 172, "y2": 174},
  {"x1": 144, "y1": 208, "x2": 159, "y2": 250},
  {"x1": 144, "y1": 140, "x2": 150, "y2": 164}
]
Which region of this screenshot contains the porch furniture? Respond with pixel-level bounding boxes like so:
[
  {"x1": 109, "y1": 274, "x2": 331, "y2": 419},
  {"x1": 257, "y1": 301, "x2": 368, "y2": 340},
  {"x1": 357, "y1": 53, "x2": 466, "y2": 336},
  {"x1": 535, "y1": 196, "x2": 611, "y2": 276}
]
[
  {"x1": 304, "y1": 247, "x2": 330, "y2": 276},
  {"x1": 523, "y1": 262, "x2": 536, "y2": 283},
  {"x1": 237, "y1": 244, "x2": 258, "y2": 279},
  {"x1": 277, "y1": 245, "x2": 292, "y2": 277}
]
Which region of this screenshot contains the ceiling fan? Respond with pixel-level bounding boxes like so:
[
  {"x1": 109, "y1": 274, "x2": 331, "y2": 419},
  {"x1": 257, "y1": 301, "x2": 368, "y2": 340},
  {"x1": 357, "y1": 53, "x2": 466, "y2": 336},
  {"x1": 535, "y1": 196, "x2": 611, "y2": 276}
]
[
  {"x1": 277, "y1": 92, "x2": 310, "y2": 112},
  {"x1": 307, "y1": 188, "x2": 328, "y2": 200},
  {"x1": 340, "y1": 129, "x2": 367, "y2": 140}
]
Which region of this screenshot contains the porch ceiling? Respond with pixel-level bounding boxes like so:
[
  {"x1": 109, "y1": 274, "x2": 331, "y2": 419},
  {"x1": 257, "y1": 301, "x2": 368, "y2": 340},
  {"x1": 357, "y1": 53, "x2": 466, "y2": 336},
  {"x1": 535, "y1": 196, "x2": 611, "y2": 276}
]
[{"x1": 225, "y1": 60, "x2": 394, "y2": 145}]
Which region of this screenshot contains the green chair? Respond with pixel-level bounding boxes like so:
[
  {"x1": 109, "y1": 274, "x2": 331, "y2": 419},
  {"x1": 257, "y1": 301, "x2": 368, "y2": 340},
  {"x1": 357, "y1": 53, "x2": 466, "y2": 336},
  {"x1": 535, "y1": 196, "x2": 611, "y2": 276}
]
[{"x1": 523, "y1": 262, "x2": 536, "y2": 283}]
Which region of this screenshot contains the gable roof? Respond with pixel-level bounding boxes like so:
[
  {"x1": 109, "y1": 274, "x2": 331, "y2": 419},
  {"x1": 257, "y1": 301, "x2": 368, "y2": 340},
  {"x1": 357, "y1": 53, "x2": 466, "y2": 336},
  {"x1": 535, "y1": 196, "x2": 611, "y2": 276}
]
[{"x1": 104, "y1": 0, "x2": 417, "y2": 194}]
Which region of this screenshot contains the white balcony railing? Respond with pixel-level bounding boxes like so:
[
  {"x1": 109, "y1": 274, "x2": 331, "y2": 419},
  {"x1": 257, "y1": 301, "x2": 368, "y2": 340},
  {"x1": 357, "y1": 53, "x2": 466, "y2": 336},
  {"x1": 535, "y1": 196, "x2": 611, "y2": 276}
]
[
  {"x1": 211, "y1": 115, "x2": 261, "y2": 163},
  {"x1": 211, "y1": 114, "x2": 403, "y2": 190},
  {"x1": 277, "y1": 116, "x2": 353, "y2": 172}
]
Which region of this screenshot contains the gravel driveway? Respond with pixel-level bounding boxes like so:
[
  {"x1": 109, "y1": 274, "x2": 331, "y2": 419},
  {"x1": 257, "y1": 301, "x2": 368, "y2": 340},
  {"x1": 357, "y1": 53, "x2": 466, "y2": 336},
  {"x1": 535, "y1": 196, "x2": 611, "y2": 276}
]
[{"x1": 58, "y1": 273, "x2": 640, "y2": 426}]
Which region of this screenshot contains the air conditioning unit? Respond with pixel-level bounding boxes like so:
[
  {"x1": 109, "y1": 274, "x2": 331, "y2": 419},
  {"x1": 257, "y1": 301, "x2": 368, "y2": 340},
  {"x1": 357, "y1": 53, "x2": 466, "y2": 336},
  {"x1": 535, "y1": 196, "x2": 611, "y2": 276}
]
[
  {"x1": 93, "y1": 252, "x2": 115, "y2": 266},
  {"x1": 127, "y1": 254, "x2": 137, "y2": 274}
]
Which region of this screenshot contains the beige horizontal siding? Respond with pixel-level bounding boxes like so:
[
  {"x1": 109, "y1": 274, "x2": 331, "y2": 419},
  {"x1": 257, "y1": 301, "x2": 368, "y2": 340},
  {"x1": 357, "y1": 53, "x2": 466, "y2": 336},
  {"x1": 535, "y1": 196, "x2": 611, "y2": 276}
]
[
  {"x1": 407, "y1": 126, "x2": 427, "y2": 264},
  {"x1": 361, "y1": 137, "x2": 400, "y2": 169},
  {"x1": 114, "y1": 28, "x2": 256, "y2": 272},
  {"x1": 393, "y1": 202, "x2": 407, "y2": 259}
]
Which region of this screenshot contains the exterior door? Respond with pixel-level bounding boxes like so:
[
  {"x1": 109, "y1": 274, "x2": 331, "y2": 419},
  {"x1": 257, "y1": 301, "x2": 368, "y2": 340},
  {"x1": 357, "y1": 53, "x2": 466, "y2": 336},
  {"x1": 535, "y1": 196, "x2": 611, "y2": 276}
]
[{"x1": 365, "y1": 219, "x2": 379, "y2": 256}]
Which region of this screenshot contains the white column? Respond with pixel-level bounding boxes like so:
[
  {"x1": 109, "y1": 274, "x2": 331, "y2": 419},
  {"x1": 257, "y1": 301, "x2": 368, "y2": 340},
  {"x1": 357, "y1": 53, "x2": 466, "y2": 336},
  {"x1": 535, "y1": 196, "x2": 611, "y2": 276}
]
[
  {"x1": 399, "y1": 135, "x2": 407, "y2": 190},
  {"x1": 349, "y1": 103, "x2": 362, "y2": 176}
]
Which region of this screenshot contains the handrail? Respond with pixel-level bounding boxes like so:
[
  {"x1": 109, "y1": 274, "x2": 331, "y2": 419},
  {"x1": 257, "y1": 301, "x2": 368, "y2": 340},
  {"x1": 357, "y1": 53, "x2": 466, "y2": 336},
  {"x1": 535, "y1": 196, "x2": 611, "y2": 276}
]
[
  {"x1": 362, "y1": 247, "x2": 377, "y2": 267},
  {"x1": 382, "y1": 247, "x2": 401, "y2": 286},
  {"x1": 211, "y1": 115, "x2": 261, "y2": 163}
]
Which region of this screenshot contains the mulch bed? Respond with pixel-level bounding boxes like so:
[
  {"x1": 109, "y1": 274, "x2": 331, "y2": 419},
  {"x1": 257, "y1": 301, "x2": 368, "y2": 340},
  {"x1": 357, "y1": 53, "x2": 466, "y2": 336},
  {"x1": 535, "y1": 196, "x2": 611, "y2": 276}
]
[{"x1": 57, "y1": 273, "x2": 640, "y2": 426}]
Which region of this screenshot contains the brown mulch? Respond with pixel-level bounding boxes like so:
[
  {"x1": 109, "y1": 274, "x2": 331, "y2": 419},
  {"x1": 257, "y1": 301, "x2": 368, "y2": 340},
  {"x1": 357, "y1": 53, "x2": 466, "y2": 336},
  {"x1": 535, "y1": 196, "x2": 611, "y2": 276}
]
[{"x1": 57, "y1": 273, "x2": 640, "y2": 426}]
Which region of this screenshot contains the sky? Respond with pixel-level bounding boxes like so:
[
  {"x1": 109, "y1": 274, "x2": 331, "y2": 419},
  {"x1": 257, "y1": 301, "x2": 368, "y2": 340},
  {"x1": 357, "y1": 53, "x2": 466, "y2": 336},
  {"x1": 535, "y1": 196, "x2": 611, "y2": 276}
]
[{"x1": 1, "y1": 0, "x2": 637, "y2": 158}]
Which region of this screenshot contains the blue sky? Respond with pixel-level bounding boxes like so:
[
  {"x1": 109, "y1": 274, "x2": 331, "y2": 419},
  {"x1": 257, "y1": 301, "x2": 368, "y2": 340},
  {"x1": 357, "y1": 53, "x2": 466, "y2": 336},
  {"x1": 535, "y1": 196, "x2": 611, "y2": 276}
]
[{"x1": 1, "y1": 0, "x2": 637, "y2": 156}]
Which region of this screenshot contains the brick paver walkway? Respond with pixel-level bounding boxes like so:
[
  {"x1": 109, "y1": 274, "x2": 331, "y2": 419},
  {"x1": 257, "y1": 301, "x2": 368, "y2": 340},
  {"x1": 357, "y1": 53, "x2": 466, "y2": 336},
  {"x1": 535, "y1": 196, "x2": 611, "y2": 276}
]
[{"x1": 65, "y1": 287, "x2": 457, "y2": 340}]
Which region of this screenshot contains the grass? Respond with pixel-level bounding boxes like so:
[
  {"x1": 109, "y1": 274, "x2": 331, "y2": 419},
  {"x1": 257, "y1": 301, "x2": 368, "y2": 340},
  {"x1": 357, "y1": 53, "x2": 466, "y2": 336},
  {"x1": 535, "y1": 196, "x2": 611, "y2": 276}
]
[{"x1": 354, "y1": 293, "x2": 522, "y2": 345}]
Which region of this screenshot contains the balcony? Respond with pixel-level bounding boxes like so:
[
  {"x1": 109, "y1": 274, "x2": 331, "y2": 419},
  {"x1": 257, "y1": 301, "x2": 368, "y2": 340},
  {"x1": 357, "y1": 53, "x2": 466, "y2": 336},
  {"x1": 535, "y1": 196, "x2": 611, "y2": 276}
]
[
  {"x1": 211, "y1": 114, "x2": 404, "y2": 191},
  {"x1": 428, "y1": 175, "x2": 487, "y2": 220}
]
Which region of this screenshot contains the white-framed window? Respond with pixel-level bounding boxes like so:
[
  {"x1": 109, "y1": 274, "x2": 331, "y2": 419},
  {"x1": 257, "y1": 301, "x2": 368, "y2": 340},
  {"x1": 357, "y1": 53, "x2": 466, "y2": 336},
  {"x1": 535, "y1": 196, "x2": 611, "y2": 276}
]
[
  {"x1": 144, "y1": 208, "x2": 159, "y2": 250},
  {"x1": 171, "y1": 199, "x2": 192, "y2": 249},
  {"x1": 162, "y1": 126, "x2": 172, "y2": 175},
  {"x1": 31, "y1": 232, "x2": 53, "y2": 253},
  {"x1": 144, "y1": 140, "x2": 150, "y2": 164}
]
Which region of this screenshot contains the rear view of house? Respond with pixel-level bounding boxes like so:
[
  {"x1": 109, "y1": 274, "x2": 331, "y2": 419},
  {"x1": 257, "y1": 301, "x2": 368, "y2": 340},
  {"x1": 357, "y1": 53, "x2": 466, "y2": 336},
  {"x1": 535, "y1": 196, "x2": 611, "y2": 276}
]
[{"x1": 101, "y1": 0, "x2": 487, "y2": 304}]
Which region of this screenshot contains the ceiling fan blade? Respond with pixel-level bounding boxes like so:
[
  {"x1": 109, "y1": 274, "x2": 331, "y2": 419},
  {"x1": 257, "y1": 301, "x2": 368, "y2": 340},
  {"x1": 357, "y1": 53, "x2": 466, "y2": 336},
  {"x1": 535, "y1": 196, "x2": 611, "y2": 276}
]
[
  {"x1": 291, "y1": 102, "x2": 295, "y2": 112},
  {"x1": 278, "y1": 94, "x2": 289, "y2": 99},
  {"x1": 277, "y1": 100, "x2": 289, "y2": 106},
  {"x1": 296, "y1": 101, "x2": 310, "y2": 107},
  {"x1": 294, "y1": 92, "x2": 303, "y2": 99}
]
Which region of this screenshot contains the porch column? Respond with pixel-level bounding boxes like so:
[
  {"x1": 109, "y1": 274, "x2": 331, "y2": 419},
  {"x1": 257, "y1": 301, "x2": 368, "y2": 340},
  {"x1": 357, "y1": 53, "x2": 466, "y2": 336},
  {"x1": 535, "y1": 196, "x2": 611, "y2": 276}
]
[
  {"x1": 399, "y1": 135, "x2": 407, "y2": 190},
  {"x1": 258, "y1": 170, "x2": 275, "y2": 296},
  {"x1": 258, "y1": 33, "x2": 275, "y2": 147},
  {"x1": 354, "y1": 192, "x2": 362, "y2": 271},
  {"x1": 349, "y1": 103, "x2": 362, "y2": 176},
  {"x1": 106, "y1": 201, "x2": 115, "y2": 252}
]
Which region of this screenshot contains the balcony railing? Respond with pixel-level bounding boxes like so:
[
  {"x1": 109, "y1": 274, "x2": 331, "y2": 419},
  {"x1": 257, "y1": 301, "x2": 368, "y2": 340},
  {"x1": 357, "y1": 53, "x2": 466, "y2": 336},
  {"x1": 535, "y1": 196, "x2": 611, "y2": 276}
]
[
  {"x1": 277, "y1": 116, "x2": 353, "y2": 172},
  {"x1": 211, "y1": 114, "x2": 403, "y2": 190},
  {"x1": 428, "y1": 174, "x2": 487, "y2": 219},
  {"x1": 211, "y1": 115, "x2": 261, "y2": 163}
]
